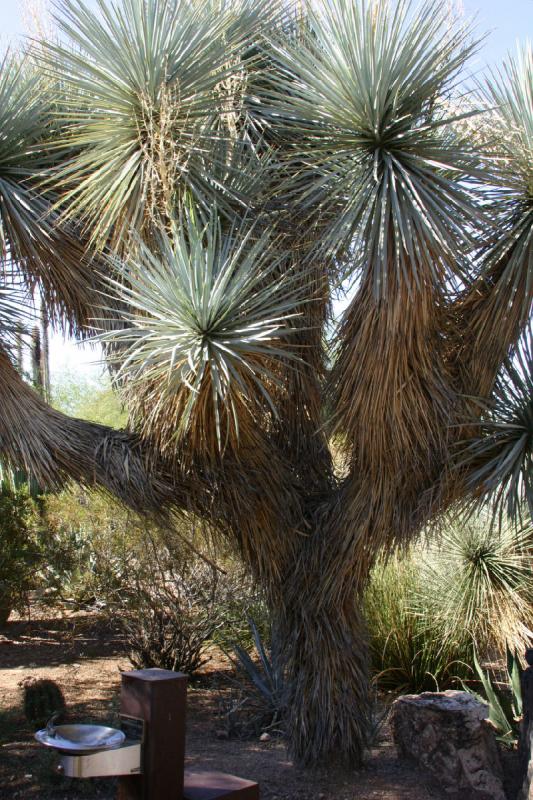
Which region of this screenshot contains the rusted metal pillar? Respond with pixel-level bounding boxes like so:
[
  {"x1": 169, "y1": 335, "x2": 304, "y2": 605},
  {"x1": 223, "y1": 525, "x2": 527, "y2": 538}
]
[{"x1": 117, "y1": 668, "x2": 187, "y2": 800}]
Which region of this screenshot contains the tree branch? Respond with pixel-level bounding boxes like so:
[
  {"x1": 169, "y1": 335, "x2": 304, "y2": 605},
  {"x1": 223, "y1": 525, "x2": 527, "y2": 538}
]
[{"x1": 0, "y1": 348, "x2": 185, "y2": 514}]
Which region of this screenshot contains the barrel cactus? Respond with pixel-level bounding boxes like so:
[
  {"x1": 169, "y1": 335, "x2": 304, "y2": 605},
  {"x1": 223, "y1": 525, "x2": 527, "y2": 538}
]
[{"x1": 23, "y1": 678, "x2": 66, "y2": 730}]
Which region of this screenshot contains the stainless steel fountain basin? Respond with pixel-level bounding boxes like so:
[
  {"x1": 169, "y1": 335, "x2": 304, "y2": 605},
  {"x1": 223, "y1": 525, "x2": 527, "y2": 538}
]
[{"x1": 35, "y1": 724, "x2": 125, "y2": 753}]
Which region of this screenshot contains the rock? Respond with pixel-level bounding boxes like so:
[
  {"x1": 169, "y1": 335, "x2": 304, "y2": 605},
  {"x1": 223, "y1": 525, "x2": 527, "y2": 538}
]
[
  {"x1": 390, "y1": 690, "x2": 505, "y2": 800},
  {"x1": 259, "y1": 732, "x2": 271, "y2": 742}
]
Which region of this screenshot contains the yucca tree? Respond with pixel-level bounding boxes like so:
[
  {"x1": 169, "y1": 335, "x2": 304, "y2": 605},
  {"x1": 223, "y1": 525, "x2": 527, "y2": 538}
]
[{"x1": 0, "y1": 0, "x2": 531, "y2": 766}]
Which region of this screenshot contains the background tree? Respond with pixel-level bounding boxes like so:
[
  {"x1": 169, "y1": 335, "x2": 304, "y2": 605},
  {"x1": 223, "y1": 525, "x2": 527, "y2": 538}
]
[{"x1": 0, "y1": 0, "x2": 531, "y2": 766}]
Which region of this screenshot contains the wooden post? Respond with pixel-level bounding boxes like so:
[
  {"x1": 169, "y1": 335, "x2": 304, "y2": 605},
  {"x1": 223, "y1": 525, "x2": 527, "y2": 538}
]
[{"x1": 117, "y1": 668, "x2": 187, "y2": 800}]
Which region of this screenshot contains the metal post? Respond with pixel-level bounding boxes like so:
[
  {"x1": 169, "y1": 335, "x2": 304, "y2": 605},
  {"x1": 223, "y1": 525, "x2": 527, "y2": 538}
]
[{"x1": 117, "y1": 668, "x2": 187, "y2": 800}]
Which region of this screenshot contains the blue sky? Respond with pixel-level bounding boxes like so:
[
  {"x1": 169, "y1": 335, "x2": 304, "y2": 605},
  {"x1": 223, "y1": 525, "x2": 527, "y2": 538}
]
[{"x1": 1, "y1": 0, "x2": 531, "y2": 377}]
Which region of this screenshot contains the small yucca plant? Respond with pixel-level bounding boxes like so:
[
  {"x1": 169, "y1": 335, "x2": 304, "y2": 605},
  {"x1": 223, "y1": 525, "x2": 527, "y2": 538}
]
[{"x1": 422, "y1": 517, "x2": 533, "y2": 657}]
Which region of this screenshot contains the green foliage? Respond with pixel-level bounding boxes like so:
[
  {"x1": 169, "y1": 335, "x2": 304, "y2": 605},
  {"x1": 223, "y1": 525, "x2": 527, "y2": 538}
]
[
  {"x1": 0, "y1": 0, "x2": 530, "y2": 769},
  {"x1": 259, "y1": 0, "x2": 483, "y2": 287},
  {"x1": 464, "y1": 648, "x2": 523, "y2": 748},
  {"x1": 224, "y1": 617, "x2": 286, "y2": 737},
  {"x1": 423, "y1": 517, "x2": 533, "y2": 655},
  {"x1": 41, "y1": 487, "x2": 264, "y2": 675},
  {"x1": 42, "y1": 0, "x2": 275, "y2": 246},
  {"x1": 0, "y1": 486, "x2": 42, "y2": 623},
  {"x1": 116, "y1": 555, "x2": 226, "y2": 676},
  {"x1": 365, "y1": 516, "x2": 533, "y2": 692},
  {"x1": 480, "y1": 43, "x2": 533, "y2": 317},
  {"x1": 99, "y1": 214, "x2": 303, "y2": 453},
  {"x1": 41, "y1": 487, "x2": 151, "y2": 606},
  {"x1": 461, "y1": 335, "x2": 533, "y2": 525},
  {"x1": 232, "y1": 618, "x2": 285, "y2": 726},
  {"x1": 52, "y1": 371, "x2": 127, "y2": 429},
  {"x1": 364, "y1": 552, "x2": 473, "y2": 693},
  {"x1": 22, "y1": 679, "x2": 67, "y2": 731}
]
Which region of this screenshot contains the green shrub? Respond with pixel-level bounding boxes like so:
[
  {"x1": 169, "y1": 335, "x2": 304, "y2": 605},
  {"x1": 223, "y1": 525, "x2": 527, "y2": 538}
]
[
  {"x1": 109, "y1": 533, "x2": 260, "y2": 676},
  {"x1": 41, "y1": 487, "x2": 263, "y2": 675},
  {"x1": 117, "y1": 555, "x2": 223, "y2": 675},
  {"x1": 365, "y1": 516, "x2": 533, "y2": 693},
  {"x1": 365, "y1": 552, "x2": 472, "y2": 693},
  {"x1": 0, "y1": 486, "x2": 42, "y2": 623},
  {"x1": 41, "y1": 488, "x2": 152, "y2": 606}
]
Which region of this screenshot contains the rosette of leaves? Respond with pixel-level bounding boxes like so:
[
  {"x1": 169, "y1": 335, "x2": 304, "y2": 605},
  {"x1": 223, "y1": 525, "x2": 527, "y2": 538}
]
[
  {"x1": 41, "y1": 0, "x2": 279, "y2": 249},
  {"x1": 0, "y1": 52, "x2": 103, "y2": 334},
  {"x1": 421, "y1": 516, "x2": 533, "y2": 656},
  {"x1": 100, "y1": 212, "x2": 304, "y2": 458},
  {"x1": 478, "y1": 43, "x2": 533, "y2": 323},
  {"x1": 257, "y1": 0, "x2": 483, "y2": 292}
]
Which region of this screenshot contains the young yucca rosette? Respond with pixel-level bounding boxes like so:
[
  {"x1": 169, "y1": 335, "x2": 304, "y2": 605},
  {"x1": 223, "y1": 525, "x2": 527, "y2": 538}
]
[{"x1": 98, "y1": 213, "x2": 306, "y2": 459}]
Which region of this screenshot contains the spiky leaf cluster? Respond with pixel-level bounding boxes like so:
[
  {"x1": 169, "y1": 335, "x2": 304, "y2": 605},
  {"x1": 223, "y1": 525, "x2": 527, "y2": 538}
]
[
  {"x1": 460, "y1": 331, "x2": 533, "y2": 524},
  {"x1": 100, "y1": 214, "x2": 303, "y2": 454},
  {"x1": 257, "y1": 0, "x2": 483, "y2": 294},
  {"x1": 42, "y1": 0, "x2": 278, "y2": 247},
  {"x1": 422, "y1": 516, "x2": 533, "y2": 653},
  {"x1": 0, "y1": 51, "x2": 107, "y2": 333},
  {"x1": 478, "y1": 44, "x2": 533, "y2": 318}
]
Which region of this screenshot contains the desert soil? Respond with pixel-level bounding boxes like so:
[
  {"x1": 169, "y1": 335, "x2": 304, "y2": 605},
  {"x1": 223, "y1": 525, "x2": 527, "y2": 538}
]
[{"x1": 0, "y1": 607, "x2": 448, "y2": 800}]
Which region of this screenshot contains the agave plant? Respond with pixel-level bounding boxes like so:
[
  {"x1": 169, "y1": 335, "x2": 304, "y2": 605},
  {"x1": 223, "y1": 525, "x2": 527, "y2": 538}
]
[
  {"x1": 0, "y1": 0, "x2": 531, "y2": 769},
  {"x1": 465, "y1": 648, "x2": 524, "y2": 748},
  {"x1": 231, "y1": 617, "x2": 286, "y2": 730}
]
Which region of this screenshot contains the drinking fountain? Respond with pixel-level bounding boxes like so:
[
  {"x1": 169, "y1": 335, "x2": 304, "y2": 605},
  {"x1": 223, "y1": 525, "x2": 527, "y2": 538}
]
[
  {"x1": 35, "y1": 720, "x2": 142, "y2": 778},
  {"x1": 34, "y1": 668, "x2": 259, "y2": 800}
]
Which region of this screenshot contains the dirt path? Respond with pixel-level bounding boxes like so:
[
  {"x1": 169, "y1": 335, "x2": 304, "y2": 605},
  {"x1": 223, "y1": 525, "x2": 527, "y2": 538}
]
[{"x1": 0, "y1": 609, "x2": 445, "y2": 800}]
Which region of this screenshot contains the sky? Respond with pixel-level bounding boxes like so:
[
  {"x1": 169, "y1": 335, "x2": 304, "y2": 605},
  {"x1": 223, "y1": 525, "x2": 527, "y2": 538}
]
[{"x1": 1, "y1": 0, "x2": 532, "y2": 378}]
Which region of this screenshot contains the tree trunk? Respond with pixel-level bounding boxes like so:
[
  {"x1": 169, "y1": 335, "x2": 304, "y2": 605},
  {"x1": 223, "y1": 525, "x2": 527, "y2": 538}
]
[{"x1": 279, "y1": 592, "x2": 370, "y2": 766}]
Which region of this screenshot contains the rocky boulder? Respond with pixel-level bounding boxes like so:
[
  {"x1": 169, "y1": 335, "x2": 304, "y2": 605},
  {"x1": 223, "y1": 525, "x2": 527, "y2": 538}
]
[{"x1": 390, "y1": 690, "x2": 506, "y2": 800}]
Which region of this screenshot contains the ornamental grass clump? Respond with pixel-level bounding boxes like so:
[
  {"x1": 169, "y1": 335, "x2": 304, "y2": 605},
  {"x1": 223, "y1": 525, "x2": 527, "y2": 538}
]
[{"x1": 365, "y1": 550, "x2": 473, "y2": 693}]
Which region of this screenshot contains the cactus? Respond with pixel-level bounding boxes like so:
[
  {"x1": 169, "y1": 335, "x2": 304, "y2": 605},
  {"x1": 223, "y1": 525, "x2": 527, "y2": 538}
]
[{"x1": 23, "y1": 678, "x2": 66, "y2": 730}]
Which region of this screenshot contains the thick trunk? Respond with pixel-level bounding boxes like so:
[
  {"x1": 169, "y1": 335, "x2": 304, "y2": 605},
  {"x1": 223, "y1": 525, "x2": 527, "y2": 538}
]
[
  {"x1": 259, "y1": 496, "x2": 378, "y2": 767},
  {"x1": 278, "y1": 591, "x2": 370, "y2": 766}
]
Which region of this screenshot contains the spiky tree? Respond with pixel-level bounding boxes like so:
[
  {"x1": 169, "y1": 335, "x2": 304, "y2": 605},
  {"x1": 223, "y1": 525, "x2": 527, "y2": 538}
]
[{"x1": 0, "y1": 0, "x2": 531, "y2": 766}]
